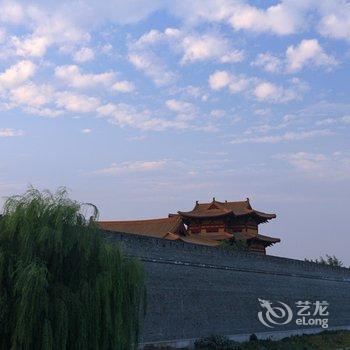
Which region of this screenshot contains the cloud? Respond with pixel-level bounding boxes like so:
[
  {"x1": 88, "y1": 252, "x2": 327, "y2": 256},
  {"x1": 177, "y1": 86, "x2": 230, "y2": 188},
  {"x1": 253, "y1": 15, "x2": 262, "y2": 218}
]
[
  {"x1": 170, "y1": 1, "x2": 350, "y2": 42},
  {"x1": 253, "y1": 39, "x2": 337, "y2": 74},
  {"x1": 208, "y1": 70, "x2": 231, "y2": 90},
  {"x1": 277, "y1": 151, "x2": 350, "y2": 179},
  {"x1": 0, "y1": 2, "x2": 91, "y2": 59},
  {"x1": 22, "y1": 106, "x2": 63, "y2": 118},
  {"x1": 131, "y1": 27, "x2": 244, "y2": 66},
  {"x1": 252, "y1": 53, "x2": 282, "y2": 73},
  {"x1": 128, "y1": 52, "x2": 176, "y2": 86},
  {"x1": 277, "y1": 152, "x2": 327, "y2": 172},
  {"x1": 97, "y1": 102, "x2": 189, "y2": 131},
  {"x1": 9, "y1": 83, "x2": 54, "y2": 107},
  {"x1": 55, "y1": 92, "x2": 100, "y2": 113},
  {"x1": 178, "y1": 31, "x2": 244, "y2": 64},
  {"x1": 253, "y1": 82, "x2": 299, "y2": 103},
  {"x1": 0, "y1": 61, "x2": 36, "y2": 88},
  {"x1": 55, "y1": 65, "x2": 115, "y2": 89},
  {"x1": 286, "y1": 39, "x2": 337, "y2": 72},
  {"x1": 112, "y1": 80, "x2": 135, "y2": 93},
  {"x1": 318, "y1": 2, "x2": 350, "y2": 41},
  {"x1": 209, "y1": 70, "x2": 306, "y2": 103},
  {"x1": 11, "y1": 35, "x2": 49, "y2": 57},
  {"x1": 0, "y1": 1, "x2": 24, "y2": 24},
  {"x1": 315, "y1": 115, "x2": 350, "y2": 126},
  {"x1": 0, "y1": 128, "x2": 25, "y2": 137},
  {"x1": 81, "y1": 128, "x2": 92, "y2": 133},
  {"x1": 229, "y1": 2, "x2": 302, "y2": 35},
  {"x1": 229, "y1": 129, "x2": 332, "y2": 144},
  {"x1": 165, "y1": 99, "x2": 194, "y2": 113},
  {"x1": 170, "y1": 0, "x2": 304, "y2": 35},
  {"x1": 94, "y1": 159, "x2": 167, "y2": 175},
  {"x1": 73, "y1": 47, "x2": 95, "y2": 62}
]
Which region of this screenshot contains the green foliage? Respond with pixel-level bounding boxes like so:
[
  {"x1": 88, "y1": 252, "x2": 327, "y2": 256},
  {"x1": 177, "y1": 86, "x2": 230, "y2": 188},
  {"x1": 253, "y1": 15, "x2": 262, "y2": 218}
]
[
  {"x1": 305, "y1": 254, "x2": 344, "y2": 267},
  {"x1": 219, "y1": 237, "x2": 248, "y2": 252},
  {"x1": 0, "y1": 187, "x2": 145, "y2": 350},
  {"x1": 192, "y1": 331, "x2": 350, "y2": 350},
  {"x1": 194, "y1": 335, "x2": 236, "y2": 350}
]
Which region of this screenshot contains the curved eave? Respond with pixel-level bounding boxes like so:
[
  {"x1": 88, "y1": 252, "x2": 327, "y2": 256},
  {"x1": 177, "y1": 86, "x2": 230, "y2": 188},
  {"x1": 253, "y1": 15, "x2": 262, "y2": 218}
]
[
  {"x1": 247, "y1": 234, "x2": 281, "y2": 247},
  {"x1": 178, "y1": 210, "x2": 276, "y2": 221},
  {"x1": 252, "y1": 210, "x2": 276, "y2": 219},
  {"x1": 178, "y1": 211, "x2": 233, "y2": 219}
]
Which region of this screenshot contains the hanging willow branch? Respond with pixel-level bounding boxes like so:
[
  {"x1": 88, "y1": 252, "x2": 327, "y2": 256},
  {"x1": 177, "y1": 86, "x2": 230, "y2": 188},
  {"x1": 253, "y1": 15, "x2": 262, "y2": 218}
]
[{"x1": 0, "y1": 187, "x2": 145, "y2": 350}]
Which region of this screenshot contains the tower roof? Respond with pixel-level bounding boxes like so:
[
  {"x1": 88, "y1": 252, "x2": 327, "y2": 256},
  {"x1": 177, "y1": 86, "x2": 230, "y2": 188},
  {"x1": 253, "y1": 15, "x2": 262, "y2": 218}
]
[
  {"x1": 178, "y1": 198, "x2": 276, "y2": 223},
  {"x1": 99, "y1": 215, "x2": 184, "y2": 239}
]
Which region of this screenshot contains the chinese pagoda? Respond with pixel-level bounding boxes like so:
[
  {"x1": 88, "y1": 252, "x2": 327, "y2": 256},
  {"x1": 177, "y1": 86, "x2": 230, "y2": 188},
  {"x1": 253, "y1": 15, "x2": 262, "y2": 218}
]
[
  {"x1": 178, "y1": 198, "x2": 280, "y2": 253},
  {"x1": 99, "y1": 198, "x2": 280, "y2": 254}
]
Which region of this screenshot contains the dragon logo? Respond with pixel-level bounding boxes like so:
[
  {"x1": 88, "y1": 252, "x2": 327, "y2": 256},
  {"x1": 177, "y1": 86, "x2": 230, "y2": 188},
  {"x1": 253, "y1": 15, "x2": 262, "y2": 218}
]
[{"x1": 258, "y1": 298, "x2": 293, "y2": 328}]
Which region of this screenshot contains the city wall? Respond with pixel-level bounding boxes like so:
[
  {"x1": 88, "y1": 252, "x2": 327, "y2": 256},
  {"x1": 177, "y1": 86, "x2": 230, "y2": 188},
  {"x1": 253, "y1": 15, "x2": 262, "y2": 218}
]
[{"x1": 103, "y1": 230, "x2": 350, "y2": 348}]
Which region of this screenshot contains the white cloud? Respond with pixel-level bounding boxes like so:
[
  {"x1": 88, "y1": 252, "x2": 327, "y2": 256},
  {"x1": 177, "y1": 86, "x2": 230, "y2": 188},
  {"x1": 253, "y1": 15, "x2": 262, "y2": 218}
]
[
  {"x1": 11, "y1": 35, "x2": 49, "y2": 57},
  {"x1": 209, "y1": 70, "x2": 306, "y2": 103},
  {"x1": 252, "y1": 53, "x2": 282, "y2": 73},
  {"x1": 23, "y1": 106, "x2": 63, "y2": 118},
  {"x1": 112, "y1": 80, "x2": 135, "y2": 93},
  {"x1": 179, "y1": 32, "x2": 243, "y2": 64},
  {"x1": 277, "y1": 151, "x2": 350, "y2": 179},
  {"x1": 0, "y1": 128, "x2": 25, "y2": 137},
  {"x1": 170, "y1": 1, "x2": 350, "y2": 42},
  {"x1": 277, "y1": 152, "x2": 327, "y2": 172},
  {"x1": 228, "y1": 76, "x2": 251, "y2": 94},
  {"x1": 9, "y1": 83, "x2": 53, "y2": 107},
  {"x1": 253, "y1": 39, "x2": 337, "y2": 74},
  {"x1": 229, "y1": 3, "x2": 301, "y2": 35},
  {"x1": 286, "y1": 39, "x2": 337, "y2": 73},
  {"x1": 315, "y1": 118, "x2": 337, "y2": 126},
  {"x1": 55, "y1": 92, "x2": 100, "y2": 113},
  {"x1": 170, "y1": 1, "x2": 304, "y2": 35},
  {"x1": 208, "y1": 70, "x2": 231, "y2": 90},
  {"x1": 73, "y1": 47, "x2": 95, "y2": 62},
  {"x1": 0, "y1": 3, "x2": 92, "y2": 60},
  {"x1": 0, "y1": 61, "x2": 36, "y2": 88},
  {"x1": 210, "y1": 109, "x2": 226, "y2": 118},
  {"x1": 0, "y1": 27, "x2": 6, "y2": 43},
  {"x1": 94, "y1": 160, "x2": 167, "y2": 175},
  {"x1": 55, "y1": 65, "x2": 115, "y2": 89},
  {"x1": 131, "y1": 27, "x2": 244, "y2": 66},
  {"x1": 318, "y1": 2, "x2": 350, "y2": 41},
  {"x1": 128, "y1": 52, "x2": 176, "y2": 86},
  {"x1": 230, "y1": 129, "x2": 332, "y2": 144},
  {"x1": 315, "y1": 115, "x2": 350, "y2": 126},
  {"x1": 0, "y1": 1, "x2": 24, "y2": 24},
  {"x1": 253, "y1": 82, "x2": 296, "y2": 103},
  {"x1": 97, "y1": 102, "x2": 190, "y2": 131},
  {"x1": 165, "y1": 99, "x2": 194, "y2": 113},
  {"x1": 81, "y1": 128, "x2": 92, "y2": 133}
]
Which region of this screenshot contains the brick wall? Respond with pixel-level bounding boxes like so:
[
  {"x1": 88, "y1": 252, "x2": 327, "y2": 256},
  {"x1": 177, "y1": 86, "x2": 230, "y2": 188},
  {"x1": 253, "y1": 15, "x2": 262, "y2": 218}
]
[{"x1": 103, "y1": 230, "x2": 350, "y2": 345}]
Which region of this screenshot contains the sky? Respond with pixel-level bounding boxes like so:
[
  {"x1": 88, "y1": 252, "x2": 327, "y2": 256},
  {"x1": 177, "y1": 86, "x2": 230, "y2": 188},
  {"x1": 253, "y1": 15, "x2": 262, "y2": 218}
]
[{"x1": 0, "y1": 0, "x2": 349, "y2": 264}]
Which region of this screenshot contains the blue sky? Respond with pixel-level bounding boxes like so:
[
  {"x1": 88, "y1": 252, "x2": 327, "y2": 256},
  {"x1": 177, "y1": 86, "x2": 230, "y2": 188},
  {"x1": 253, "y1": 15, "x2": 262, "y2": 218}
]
[{"x1": 0, "y1": 0, "x2": 350, "y2": 264}]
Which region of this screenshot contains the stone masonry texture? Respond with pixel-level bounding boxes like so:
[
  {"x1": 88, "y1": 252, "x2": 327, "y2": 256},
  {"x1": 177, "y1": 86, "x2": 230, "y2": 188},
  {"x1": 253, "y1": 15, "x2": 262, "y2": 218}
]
[{"x1": 102, "y1": 230, "x2": 350, "y2": 343}]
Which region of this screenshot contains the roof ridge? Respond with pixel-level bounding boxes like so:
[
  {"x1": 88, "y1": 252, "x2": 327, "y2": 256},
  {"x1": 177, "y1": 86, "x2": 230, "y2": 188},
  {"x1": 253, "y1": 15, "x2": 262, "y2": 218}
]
[{"x1": 99, "y1": 217, "x2": 178, "y2": 224}]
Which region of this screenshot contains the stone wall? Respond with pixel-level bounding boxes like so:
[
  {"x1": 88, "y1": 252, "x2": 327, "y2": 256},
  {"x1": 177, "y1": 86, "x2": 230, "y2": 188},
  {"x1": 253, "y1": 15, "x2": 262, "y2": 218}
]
[{"x1": 103, "y1": 230, "x2": 350, "y2": 347}]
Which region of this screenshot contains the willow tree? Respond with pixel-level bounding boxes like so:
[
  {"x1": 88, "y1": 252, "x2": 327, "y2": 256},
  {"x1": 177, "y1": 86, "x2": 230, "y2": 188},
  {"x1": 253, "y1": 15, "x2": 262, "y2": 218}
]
[{"x1": 0, "y1": 188, "x2": 145, "y2": 350}]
